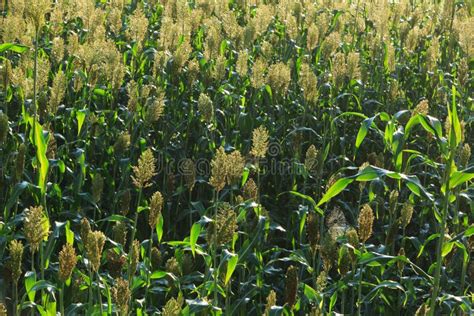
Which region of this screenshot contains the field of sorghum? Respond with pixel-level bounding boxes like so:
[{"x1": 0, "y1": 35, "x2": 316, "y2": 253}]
[{"x1": 0, "y1": 0, "x2": 473, "y2": 315}]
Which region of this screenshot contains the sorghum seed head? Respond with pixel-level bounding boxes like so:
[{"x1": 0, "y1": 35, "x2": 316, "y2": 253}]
[
  {"x1": 111, "y1": 278, "x2": 131, "y2": 315},
  {"x1": 299, "y1": 63, "x2": 318, "y2": 103},
  {"x1": 24, "y1": 206, "x2": 50, "y2": 253},
  {"x1": 243, "y1": 178, "x2": 258, "y2": 201},
  {"x1": 59, "y1": 243, "x2": 77, "y2": 282},
  {"x1": 162, "y1": 294, "x2": 184, "y2": 316},
  {"x1": 119, "y1": 190, "x2": 131, "y2": 216},
  {"x1": 198, "y1": 93, "x2": 214, "y2": 123},
  {"x1": 0, "y1": 112, "x2": 8, "y2": 144},
  {"x1": 114, "y1": 132, "x2": 131, "y2": 157},
  {"x1": 250, "y1": 58, "x2": 267, "y2": 89},
  {"x1": 149, "y1": 191, "x2": 164, "y2": 228},
  {"x1": 267, "y1": 62, "x2": 291, "y2": 95},
  {"x1": 358, "y1": 204, "x2": 374, "y2": 243},
  {"x1": 85, "y1": 231, "x2": 106, "y2": 272},
  {"x1": 132, "y1": 148, "x2": 156, "y2": 189},
  {"x1": 460, "y1": 143, "x2": 471, "y2": 167},
  {"x1": 397, "y1": 247, "x2": 405, "y2": 273},
  {"x1": 129, "y1": 240, "x2": 140, "y2": 276},
  {"x1": 413, "y1": 99, "x2": 429, "y2": 116},
  {"x1": 346, "y1": 227, "x2": 359, "y2": 248},
  {"x1": 399, "y1": 202, "x2": 414, "y2": 230},
  {"x1": 264, "y1": 290, "x2": 277, "y2": 315},
  {"x1": 307, "y1": 212, "x2": 319, "y2": 253},
  {"x1": 165, "y1": 257, "x2": 180, "y2": 276},
  {"x1": 146, "y1": 94, "x2": 165, "y2": 124},
  {"x1": 112, "y1": 222, "x2": 127, "y2": 246},
  {"x1": 207, "y1": 203, "x2": 238, "y2": 247},
  {"x1": 182, "y1": 158, "x2": 196, "y2": 191},
  {"x1": 9, "y1": 240, "x2": 24, "y2": 284},
  {"x1": 304, "y1": 144, "x2": 319, "y2": 174},
  {"x1": 285, "y1": 265, "x2": 298, "y2": 307},
  {"x1": 0, "y1": 303, "x2": 6, "y2": 316},
  {"x1": 151, "y1": 247, "x2": 162, "y2": 270},
  {"x1": 389, "y1": 190, "x2": 399, "y2": 216},
  {"x1": 316, "y1": 269, "x2": 328, "y2": 291},
  {"x1": 92, "y1": 173, "x2": 104, "y2": 203},
  {"x1": 80, "y1": 218, "x2": 91, "y2": 243},
  {"x1": 48, "y1": 70, "x2": 66, "y2": 115},
  {"x1": 209, "y1": 147, "x2": 227, "y2": 192},
  {"x1": 106, "y1": 250, "x2": 126, "y2": 278},
  {"x1": 250, "y1": 126, "x2": 269, "y2": 159}
]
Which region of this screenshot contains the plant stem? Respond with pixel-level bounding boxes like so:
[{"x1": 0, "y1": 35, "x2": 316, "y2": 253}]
[
  {"x1": 88, "y1": 267, "x2": 93, "y2": 314},
  {"x1": 128, "y1": 188, "x2": 142, "y2": 282},
  {"x1": 60, "y1": 282, "x2": 65, "y2": 316}
]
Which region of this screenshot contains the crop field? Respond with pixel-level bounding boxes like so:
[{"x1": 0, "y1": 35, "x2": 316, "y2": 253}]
[{"x1": 0, "y1": 0, "x2": 473, "y2": 315}]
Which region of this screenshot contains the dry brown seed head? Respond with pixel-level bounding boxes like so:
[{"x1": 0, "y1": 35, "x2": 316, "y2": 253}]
[
  {"x1": 112, "y1": 222, "x2": 127, "y2": 246},
  {"x1": 0, "y1": 112, "x2": 8, "y2": 144},
  {"x1": 111, "y1": 278, "x2": 131, "y2": 315},
  {"x1": 358, "y1": 204, "x2": 374, "y2": 243},
  {"x1": 243, "y1": 178, "x2": 258, "y2": 201},
  {"x1": 285, "y1": 265, "x2": 298, "y2": 307},
  {"x1": 151, "y1": 247, "x2": 162, "y2": 270}
]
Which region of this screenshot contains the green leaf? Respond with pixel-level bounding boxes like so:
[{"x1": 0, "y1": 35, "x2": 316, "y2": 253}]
[
  {"x1": 190, "y1": 222, "x2": 201, "y2": 257},
  {"x1": 25, "y1": 271, "x2": 37, "y2": 302},
  {"x1": 355, "y1": 115, "x2": 377, "y2": 157},
  {"x1": 449, "y1": 172, "x2": 474, "y2": 189},
  {"x1": 287, "y1": 191, "x2": 323, "y2": 215},
  {"x1": 303, "y1": 284, "x2": 318, "y2": 302},
  {"x1": 156, "y1": 214, "x2": 164, "y2": 242},
  {"x1": 29, "y1": 119, "x2": 49, "y2": 196},
  {"x1": 441, "y1": 242, "x2": 455, "y2": 258},
  {"x1": 225, "y1": 254, "x2": 238, "y2": 285},
  {"x1": 450, "y1": 85, "x2": 462, "y2": 147},
  {"x1": 150, "y1": 270, "x2": 167, "y2": 279},
  {"x1": 76, "y1": 110, "x2": 86, "y2": 136},
  {"x1": 317, "y1": 178, "x2": 354, "y2": 207},
  {"x1": 0, "y1": 42, "x2": 28, "y2": 53},
  {"x1": 65, "y1": 221, "x2": 74, "y2": 245}
]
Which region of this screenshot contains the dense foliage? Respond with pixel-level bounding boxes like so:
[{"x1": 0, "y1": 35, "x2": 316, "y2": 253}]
[{"x1": 0, "y1": 0, "x2": 473, "y2": 315}]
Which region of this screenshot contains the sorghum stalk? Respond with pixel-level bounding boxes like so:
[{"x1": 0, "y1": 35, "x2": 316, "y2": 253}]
[
  {"x1": 60, "y1": 282, "x2": 65, "y2": 316},
  {"x1": 128, "y1": 188, "x2": 142, "y2": 279},
  {"x1": 213, "y1": 189, "x2": 218, "y2": 307},
  {"x1": 429, "y1": 150, "x2": 454, "y2": 315}
]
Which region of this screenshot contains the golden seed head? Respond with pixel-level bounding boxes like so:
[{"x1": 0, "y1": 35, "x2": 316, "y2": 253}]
[
  {"x1": 399, "y1": 202, "x2": 414, "y2": 230},
  {"x1": 48, "y1": 70, "x2": 67, "y2": 115},
  {"x1": 111, "y1": 278, "x2": 131, "y2": 315},
  {"x1": 92, "y1": 173, "x2": 104, "y2": 203},
  {"x1": 316, "y1": 269, "x2": 328, "y2": 291},
  {"x1": 397, "y1": 247, "x2": 405, "y2": 272},
  {"x1": 0, "y1": 303, "x2": 6, "y2": 316},
  {"x1": 236, "y1": 50, "x2": 249, "y2": 77},
  {"x1": 112, "y1": 222, "x2": 127, "y2": 246},
  {"x1": 182, "y1": 158, "x2": 196, "y2": 191},
  {"x1": 162, "y1": 294, "x2": 184, "y2": 316},
  {"x1": 251, "y1": 126, "x2": 269, "y2": 159},
  {"x1": 304, "y1": 144, "x2": 319, "y2": 174},
  {"x1": 306, "y1": 23, "x2": 319, "y2": 51},
  {"x1": 80, "y1": 217, "x2": 92, "y2": 243},
  {"x1": 59, "y1": 243, "x2": 77, "y2": 282},
  {"x1": 226, "y1": 150, "x2": 245, "y2": 186},
  {"x1": 127, "y1": 80, "x2": 140, "y2": 113},
  {"x1": 326, "y1": 207, "x2": 347, "y2": 240},
  {"x1": 299, "y1": 63, "x2": 318, "y2": 103},
  {"x1": 264, "y1": 290, "x2": 277, "y2": 315},
  {"x1": 114, "y1": 132, "x2": 131, "y2": 157},
  {"x1": 285, "y1": 265, "x2": 298, "y2": 307},
  {"x1": 210, "y1": 55, "x2": 227, "y2": 82},
  {"x1": 346, "y1": 227, "x2": 359, "y2": 248},
  {"x1": 250, "y1": 58, "x2": 267, "y2": 89},
  {"x1": 460, "y1": 143, "x2": 471, "y2": 167},
  {"x1": 198, "y1": 93, "x2": 214, "y2": 123},
  {"x1": 149, "y1": 191, "x2": 164, "y2": 228},
  {"x1": 86, "y1": 231, "x2": 106, "y2": 272},
  {"x1": 165, "y1": 257, "x2": 180, "y2": 276},
  {"x1": 413, "y1": 99, "x2": 429, "y2": 116},
  {"x1": 130, "y1": 239, "x2": 140, "y2": 276},
  {"x1": 208, "y1": 203, "x2": 238, "y2": 247},
  {"x1": 322, "y1": 31, "x2": 340, "y2": 57},
  {"x1": 127, "y1": 7, "x2": 148, "y2": 49},
  {"x1": 389, "y1": 190, "x2": 399, "y2": 215},
  {"x1": 9, "y1": 240, "x2": 24, "y2": 284},
  {"x1": 209, "y1": 147, "x2": 227, "y2": 192},
  {"x1": 0, "y1": 112, "x2": 8, "y2": 144},
  {"x1": 132, "y1": 149, "x2": 156, "y2": 189},
  {"x1": 145, "y1": 94, "x2": 165, "y2": 124},
  {"x1": 267, "y1": 62, "x2": 291, "y2": 95},
  {"x1": 24, "y1": 0, "x2": 51, "y2": 30},
  {"x1": 243, "y1": 178, "x2": 258, "y2": 201},
  {"x1": 306, "y1": 212, "x2": 319, "y2": 253},
  {"x1": 151, "y1": 247, "x2": 162, "y2": 270},
  {"x1": 358, "y1": 204, "x2": 374, "y2": 243},
  {"x1": 24, "y1": 206, "x2": 50, "y2": 253},
  {"x1": 119, "y1": 190, "x2": 131, "y2": 216}
]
